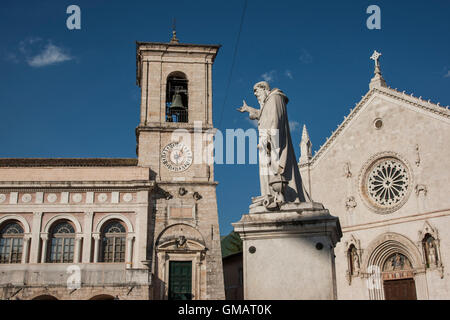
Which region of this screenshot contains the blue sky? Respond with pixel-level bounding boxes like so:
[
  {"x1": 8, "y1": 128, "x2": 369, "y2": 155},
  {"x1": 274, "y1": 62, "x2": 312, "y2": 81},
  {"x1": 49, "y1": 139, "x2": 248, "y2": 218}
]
[{"x1": 1, "y1": 0, "x2": 449, "y2": 235}]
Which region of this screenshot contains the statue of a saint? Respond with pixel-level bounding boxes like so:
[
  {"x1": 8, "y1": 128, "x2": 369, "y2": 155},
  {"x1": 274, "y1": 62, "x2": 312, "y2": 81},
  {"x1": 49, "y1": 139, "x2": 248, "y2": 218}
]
[
  {"x1": 352, "y1": 251, "x2": 360, "y2": 274},
  {"x1": 237, "y1": 81, "x2": 310, "y2": 209},
  {"x1": 428, "y1": 241, "x2": 437, "y2": 266}
]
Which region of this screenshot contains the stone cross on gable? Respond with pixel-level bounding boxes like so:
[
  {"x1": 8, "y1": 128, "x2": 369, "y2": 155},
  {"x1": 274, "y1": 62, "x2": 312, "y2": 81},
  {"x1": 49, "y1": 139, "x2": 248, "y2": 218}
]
[
  {"x1": 368, "y1": 50, "x2": 387, "y2": 89},
  {"x1": 370, "y1": 50, "x2": 382, "y2": 67}
]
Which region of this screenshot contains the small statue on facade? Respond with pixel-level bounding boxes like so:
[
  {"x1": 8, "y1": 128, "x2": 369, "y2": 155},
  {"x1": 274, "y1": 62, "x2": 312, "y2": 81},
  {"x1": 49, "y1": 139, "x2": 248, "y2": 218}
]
[
  {"x1": 343, "y1": 162, "x2": 352, "y2": 178},
  {"x1": 352, "y1": 250, "x2": 360, "y2": 274}
]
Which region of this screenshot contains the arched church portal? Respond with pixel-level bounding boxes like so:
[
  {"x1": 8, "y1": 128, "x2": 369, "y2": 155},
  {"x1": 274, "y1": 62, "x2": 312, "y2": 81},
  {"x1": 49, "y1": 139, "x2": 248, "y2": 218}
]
[{"x1": 364, "y1": 233, "x2": 427, "y2": 300}]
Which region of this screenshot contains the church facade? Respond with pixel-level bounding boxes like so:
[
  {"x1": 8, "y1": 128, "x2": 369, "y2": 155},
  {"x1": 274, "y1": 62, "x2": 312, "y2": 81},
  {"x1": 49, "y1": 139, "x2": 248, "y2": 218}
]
[
  {"x1": 299, "y1": 53, "x2": 450, "y2": 299},
  {"x1": 0, "y1": 36, "x2": 225, "y2": 300}
]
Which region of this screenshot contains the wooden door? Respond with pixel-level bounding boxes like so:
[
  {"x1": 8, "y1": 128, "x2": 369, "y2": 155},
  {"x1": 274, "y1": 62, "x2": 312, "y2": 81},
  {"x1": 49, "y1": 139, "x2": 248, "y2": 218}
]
[
  {"x1": 383, "y1": 278, "x2": 417, "y2": 300},
  {"x1": 168, "y1": 261, "x2": 192, "y2": 300}
]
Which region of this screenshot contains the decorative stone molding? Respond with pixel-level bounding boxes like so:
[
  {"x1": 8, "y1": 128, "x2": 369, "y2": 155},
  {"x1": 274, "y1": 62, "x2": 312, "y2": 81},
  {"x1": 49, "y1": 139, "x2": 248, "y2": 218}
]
[
  {"x1": 33, "y1": 211, "x2": 42, "y2": 218},
  {"x1": 344, "y1": 235, "x2": 362, "y2": 284},
  {"x1": 97, "y1": 193, "x2": 108, "y2": 203},
  {"x1": 175, "y1": 235, "x2": 187, "y2": 248},
  {"x1": 418, "y1": 221, "x2": 444, "y2": 278},
  {"x1": 21, "y1": 193, "x2": 32, "y2": 203},
  {"x1": 415, "y1": 184, "x2": 427, "y2": 197},
  {"x1": 415, "y1": 144, "x2": 421, "y2": 167},
  {"x1": 75, "y1": 233, "x2": 84, "y2": 240},
  {"x1": 9, "y1": 192, "x2": 18, "y2": 204},
  {"x1": 111, "y1": 192, "x2": 119, "y2": 204},
  {"x1": 0, "y1": 214, "x2": 31, "y2": 233},
  {"x1": 156, "y1": 223, "x2": 206, "y2": 248},
  {"x1": 178, "y1": 187, "x2": 188, "y2": 196},
  {"x1": 345, "y1": 196, "x2": 357, "y2": 211},
  {"x1": 23, "y1": 233, "x2": 32, "y2": 241},
  {"x1": 358, "y1": 151, "x2": 413, "y2": 214},
  {"x1": 343, "y1": 162, "x2": 352, "y2": 178},
  {"x1": 43, "y1": 214, "x2": 83, "y2": 234},
  {"x1": 362, "y1": 232, "x2": 425, "y2": 300},
  {"x1": 192, "y1": 192, "x2": 202, "y2": 201},
  {"x1": 35, "y1": 192, "x2": 44, "y2": 204},
  {"x1": 122, "y1": 193, "x2": 133, "y2": 202},
  {"x1": 167, "y1": 203, "x2": 196, "y2": 221},
  {"x1": 373, "y1": 118, "x2": 383, "y2": 130},
  {"x1": 40, "y1": 233, "x2": 49, "y2": 241},
  {"x1": 94, "y1": 214, "x2": 134, "y2": 233},
  {"x1": 299, "y1": 86, "x2": 450, "y2": 169},
  {"x1": 0, "y1": 158, "x2": 138, "y2": 167},
  {"x1": 72, "y1": 193, "x2": 83, "y2": 203},
  {"x1": 154, "y1": 186, "x2": 173, "y2": 200},
  {"x1": 362, "y1": 232, "x2": 424, "y2": 273},
  {"x1": 47, "y1": 193, "x2": 57, "y2": 203},
  {"x1": 92, "y1": 232, "x2": 100, "y2": 241}
]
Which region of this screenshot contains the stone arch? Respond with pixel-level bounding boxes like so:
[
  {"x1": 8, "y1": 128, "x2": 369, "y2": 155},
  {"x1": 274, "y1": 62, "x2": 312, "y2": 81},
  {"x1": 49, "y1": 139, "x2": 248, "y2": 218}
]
[
  {"x1": 167, "y1": 70, "x2": 188, "y2": 81},
  {"x1": 0, "y1": 215, "x2": 31, "y2": 234},
  {"x1": 363, "y1": 232, "x2": 423, "y2": 271},
  {"x1": 165, "y1": 71, "x2": 189, "y2": 123},
  {"x1": 89, "y1": 294, "x2": 115, "y2": 300},
  {"x1": 363, "y1": 232, "x2": 425, "y2": 300},
  {"x1": 43, "y1": 214, "x2": 82, "y2": 233},
  {"x1": 31, "y1": 294, "x2": 58, "y2": 300},
  {"x1": 156, "y1": 223, "x2": 205, "y2": 247},
  {"x1": 94, "y1": 214, "x2": 134, "y2": 233},
  {"x1": 154, "y1": 223, "x2": 207, "y2": 300}
]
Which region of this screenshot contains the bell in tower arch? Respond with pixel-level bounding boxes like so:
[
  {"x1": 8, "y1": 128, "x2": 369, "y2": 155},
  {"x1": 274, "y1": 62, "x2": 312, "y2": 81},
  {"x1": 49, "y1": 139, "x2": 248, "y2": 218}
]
[{"x1": 170, "y1": 91, "x2": 185, "y2": 112}]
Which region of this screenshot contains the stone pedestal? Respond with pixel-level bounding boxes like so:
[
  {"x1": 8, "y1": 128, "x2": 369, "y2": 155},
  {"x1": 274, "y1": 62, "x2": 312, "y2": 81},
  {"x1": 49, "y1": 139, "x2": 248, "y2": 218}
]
[{"x1": 232, "y1": 202, "x2": 342, "y2": 300}]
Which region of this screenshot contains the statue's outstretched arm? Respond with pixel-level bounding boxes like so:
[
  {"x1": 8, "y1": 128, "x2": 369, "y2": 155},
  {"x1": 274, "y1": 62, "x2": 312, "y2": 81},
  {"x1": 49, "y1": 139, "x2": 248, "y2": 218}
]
[
  {"x1": 236, "y1": 100, "x2": 260, "y2": 120},
  {"x1": 247, "y1": 107, "x2": 260, "y2": 120}
]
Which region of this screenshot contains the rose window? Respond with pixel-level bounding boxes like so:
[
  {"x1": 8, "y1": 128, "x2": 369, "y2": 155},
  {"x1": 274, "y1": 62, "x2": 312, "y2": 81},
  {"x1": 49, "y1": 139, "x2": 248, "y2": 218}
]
[{"x1": 367, "y1": 159, "x2": 409, "y2": 208}]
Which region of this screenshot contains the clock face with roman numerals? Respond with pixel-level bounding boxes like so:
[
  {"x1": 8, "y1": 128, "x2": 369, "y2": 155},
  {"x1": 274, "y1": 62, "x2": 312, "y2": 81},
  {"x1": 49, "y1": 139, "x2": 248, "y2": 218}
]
[{"x1": 161, "y1": 142, "x2": 193, "y2": 172}]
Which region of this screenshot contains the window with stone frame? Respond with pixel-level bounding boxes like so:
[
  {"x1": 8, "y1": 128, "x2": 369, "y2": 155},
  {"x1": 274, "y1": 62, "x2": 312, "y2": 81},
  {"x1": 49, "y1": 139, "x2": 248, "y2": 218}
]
[
  {"x1": 101, "y1": 220, "x2": 126, "y2": 263},
  {"x1": 48, "y1": 221, "x2": 75, "y2": 263},
  {"x1": 165, "y1": 72, "x2": 188, "y2": 123},
  {"x1": 0, "y1": 222, "x2": 24, "y2": 264}
]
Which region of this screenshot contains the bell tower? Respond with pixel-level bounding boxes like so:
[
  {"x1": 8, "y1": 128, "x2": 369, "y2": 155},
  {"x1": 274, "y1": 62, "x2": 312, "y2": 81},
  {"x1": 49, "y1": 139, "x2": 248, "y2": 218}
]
[
  {"x1": 135, "y1": 38, "x2": 220, "y2": 179},
  {"x1": 135, "y1": 36, "x2": 224, "y2": 299}
]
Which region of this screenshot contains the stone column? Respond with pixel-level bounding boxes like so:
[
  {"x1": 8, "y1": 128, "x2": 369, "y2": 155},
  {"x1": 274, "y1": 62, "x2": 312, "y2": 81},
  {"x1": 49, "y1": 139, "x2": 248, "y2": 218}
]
[
  {"x1": 74, "y1": 234, "x2": 83, "y2": 263},
  {"x1": 29, "y1": 212, "x2": 42, "y2": 263},
  {"x1": 126, "y1": 234, "x2": 134, "y2": 269},
  {"x1": 208, "y1": 62, "x2": 213, "y2": 124},
  {"x1": 135, "y1": 192, "x2": 149, "y2": 268},
  {"x1": 92, "y1": 233, "x2": 100, "y2": 263},
  {"x1": 21, "y1": 234, "x2": 32, "y2": 264},
  {"x1": 40, "y1": 233, "x2": 49, "y2": 263},
  {"x1": 195, "y1": 252, "x2": 202, "y2": 300},
  {"x1": 82, "y1": 211, "x2": 94, "y2": 263}
]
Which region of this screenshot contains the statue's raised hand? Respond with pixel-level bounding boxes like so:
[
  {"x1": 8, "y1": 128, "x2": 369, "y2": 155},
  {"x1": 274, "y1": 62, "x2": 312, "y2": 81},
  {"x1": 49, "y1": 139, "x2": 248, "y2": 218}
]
[{"x1": 236, "y1": 100, "x2": 250, "y2": 113}]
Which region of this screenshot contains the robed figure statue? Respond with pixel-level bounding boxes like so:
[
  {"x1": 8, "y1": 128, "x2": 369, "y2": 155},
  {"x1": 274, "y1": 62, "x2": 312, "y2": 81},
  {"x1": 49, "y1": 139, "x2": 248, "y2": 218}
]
[{"x1": 237, "y1": 81, "x2": 310, "y2": 209}]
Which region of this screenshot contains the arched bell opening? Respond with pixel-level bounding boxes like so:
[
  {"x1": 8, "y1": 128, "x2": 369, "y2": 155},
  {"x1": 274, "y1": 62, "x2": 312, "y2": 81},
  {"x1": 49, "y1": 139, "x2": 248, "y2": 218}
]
[{"x1": 166, "y1": 72, "x2": 188, "y2": 123}]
